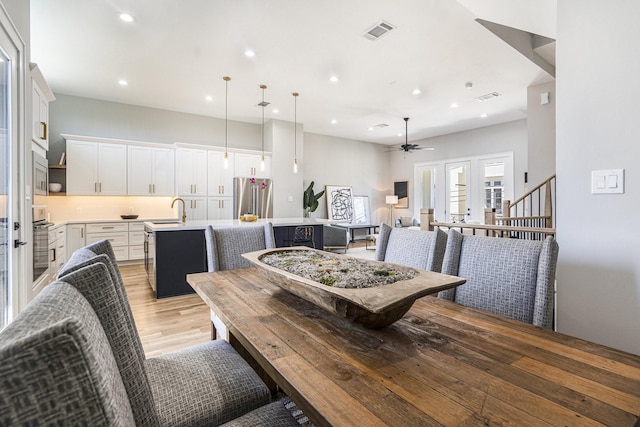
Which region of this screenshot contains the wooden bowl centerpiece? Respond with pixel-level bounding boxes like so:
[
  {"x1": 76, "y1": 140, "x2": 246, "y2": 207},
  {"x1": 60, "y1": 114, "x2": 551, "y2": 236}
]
[{"x1": 242, "y1": 247, "x2": 466, "y2": 328}]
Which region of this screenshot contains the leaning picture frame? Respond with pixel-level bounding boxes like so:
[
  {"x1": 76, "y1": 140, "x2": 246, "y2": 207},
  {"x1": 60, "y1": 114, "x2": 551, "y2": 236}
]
[
  {"x1": 351, "y1": 195, "x2": 370, "y2": 225},
  {"x1": 325, "y1": 185, "x2": 353, "y2": 222}
]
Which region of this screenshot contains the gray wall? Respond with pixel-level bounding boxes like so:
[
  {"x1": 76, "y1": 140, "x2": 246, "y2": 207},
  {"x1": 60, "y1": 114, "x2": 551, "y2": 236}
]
[
  {"x1": 388, "y1": 119, "x2": 529, "y2": 218},
  {"x1": 269, "y1": 119, "x2": 304, "y2": 217},
  {"x1": 303, "y1": 133, "x2": 389, "y2": 225},
  {"x1": 556, "y1": 0, "x2": 640, "y2": 354},
  {"x1": 527, "y1": 80, "x2": 556, "y2": 186},
  {"x1": 48, "y1": 93, "x2": 263, "y2": 164}
]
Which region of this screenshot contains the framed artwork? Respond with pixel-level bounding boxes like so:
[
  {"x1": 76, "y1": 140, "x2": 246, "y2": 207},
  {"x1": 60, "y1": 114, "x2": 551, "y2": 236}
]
[
  {"x1": 325, "y1": 185, "x2": 353, "y2": 222},
  {"x1": 351, "y1": 196, "x2": 371, "y2": 225},
  {"x1": 394, "y1": 180, "x2": 409, "y2": 209}
]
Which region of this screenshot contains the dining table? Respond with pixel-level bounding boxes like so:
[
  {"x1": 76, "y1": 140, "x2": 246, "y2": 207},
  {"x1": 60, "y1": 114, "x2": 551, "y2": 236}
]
[{"x1": 187, "y1": 267, "x2": 640, "y2": 426}]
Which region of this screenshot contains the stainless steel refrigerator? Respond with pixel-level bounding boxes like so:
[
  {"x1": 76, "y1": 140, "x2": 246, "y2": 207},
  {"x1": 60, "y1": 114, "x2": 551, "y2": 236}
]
[{"x1": 233, "y1": 177, "x2": 273, "y2": 219}]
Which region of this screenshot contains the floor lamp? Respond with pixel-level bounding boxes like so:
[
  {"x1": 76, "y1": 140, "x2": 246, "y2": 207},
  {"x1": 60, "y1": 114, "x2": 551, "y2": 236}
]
[{"x1": 386, "y1": 195, "x2": 398, "y2": 226}]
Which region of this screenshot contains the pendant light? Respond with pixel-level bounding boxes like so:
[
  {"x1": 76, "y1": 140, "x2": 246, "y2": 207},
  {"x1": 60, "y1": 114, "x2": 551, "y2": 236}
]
[
  {"x1": 259, "y1": 84, "x2": 267, "y2": 171},
  {"x1": 292, "y1": 92, "x2": 299, "y2": 174},
  {"x1": 223, "y1": 76, "x2": 230, "y2": 169}
]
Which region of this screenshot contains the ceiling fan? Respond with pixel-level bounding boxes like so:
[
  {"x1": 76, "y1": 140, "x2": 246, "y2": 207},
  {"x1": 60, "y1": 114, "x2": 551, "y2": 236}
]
[{"x1": 388, "y1": 117, "x2": 435, "y2": 153}]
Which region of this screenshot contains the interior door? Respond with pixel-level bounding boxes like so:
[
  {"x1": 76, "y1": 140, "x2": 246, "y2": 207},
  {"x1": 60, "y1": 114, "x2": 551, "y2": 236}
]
[
  {"x1": 0, "y1": 9, "x2": 26, "y2": 329},
  {"x1": 445, "y1": 161, "x2": 471, "y2": 223}
]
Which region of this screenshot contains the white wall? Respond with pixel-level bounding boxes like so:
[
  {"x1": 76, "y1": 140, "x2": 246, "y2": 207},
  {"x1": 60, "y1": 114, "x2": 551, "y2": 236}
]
[
  {"x1": 527, "y1": 80, "x2": 556, "y2": 186},
  {"x1": 388, "y1": 119, "x2": 528, "y2": 219},
  {"x1": 556, "y1": 0, "x2": 640, "y2": 355},
  {"x1": 303, "y1": 133, "x2": 389, "y2": 225},
  {"x1": 269, "y1": 119, "x2": 304, "y2": 217}
]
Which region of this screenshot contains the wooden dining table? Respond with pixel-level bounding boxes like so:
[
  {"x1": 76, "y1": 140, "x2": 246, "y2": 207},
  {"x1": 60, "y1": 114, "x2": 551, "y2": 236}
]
[{"x1": 187, "y1": 267, "x2": 640, "y2": 426}]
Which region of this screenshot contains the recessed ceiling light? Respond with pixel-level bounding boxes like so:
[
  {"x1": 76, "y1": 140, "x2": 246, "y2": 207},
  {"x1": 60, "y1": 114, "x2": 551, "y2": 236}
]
[
  {"x1": 119, "y1": 13, "x2": 135, "y2": 23},
  {"x1": 205, "y1": 96, "x2": 213, "y2": 102},
  {"x1": 118, "y1": 79, "x2": 128, "y2": 86},
  {"x1": 331, "y1": 119, "x2": 337, "y2": 124},
  {"x1": 481, "y1": 113, "x2": 488, "y2": 118},
  {"x1": 329, "y1": 75, "x2": 339, "y2": 83},
  {"x1": 244, "y1": 50, "x2": 255, "y2": 57},
  {"x1": 412, "y1": 89, "x2": 421, "y2": 95},
  {"x1": 397, "y1": 133, "x2": 402, "y2": 137},
  {"x1": 272, "y1": 108, "x2": 279, "y2": 114},
  {"x1": 450, "y1": 103, "x2": 459, "y2": 108},
  {"x1": 465, "y1": 82, "x2": 473, "y2": 89}
]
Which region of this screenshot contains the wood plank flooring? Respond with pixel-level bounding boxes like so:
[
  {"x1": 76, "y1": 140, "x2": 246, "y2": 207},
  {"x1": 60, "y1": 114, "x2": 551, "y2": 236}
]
[{"x1": 121, "y1": 264, "x2": 211, "y2": 357}]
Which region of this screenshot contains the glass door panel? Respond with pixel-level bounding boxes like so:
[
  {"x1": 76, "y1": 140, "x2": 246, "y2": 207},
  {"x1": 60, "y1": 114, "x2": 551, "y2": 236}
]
[{"x1": 446, "y1": 161, "x2": 470, "y2": 223}]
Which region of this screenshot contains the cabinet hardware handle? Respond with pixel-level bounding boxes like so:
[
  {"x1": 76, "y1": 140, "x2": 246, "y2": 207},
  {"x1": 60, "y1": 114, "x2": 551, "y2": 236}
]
[
  {"x1": 81, "y1": 229, "x2": 84, "y2": 238},
  {"x1": 152, "y1": 184, "x2": 155, "y2": 193},
  {"x1": 149, "y1": 184, "x2": 152, "y2": 193},
  {"x1": 94, "y1": 183, "x2": 98, "y2": 192},
  {"x1": 100, "y1": 183, "x2": 102, "y2": 192},
  {"x1": 102, "y1": 226, "x2": 114, "y2": 229},
  {"x1": 40, "y1": 122, "x2": 47, "y2": 140},
  {"x1": 50, "y1": 248, "x2": 56, "y2": 262}
]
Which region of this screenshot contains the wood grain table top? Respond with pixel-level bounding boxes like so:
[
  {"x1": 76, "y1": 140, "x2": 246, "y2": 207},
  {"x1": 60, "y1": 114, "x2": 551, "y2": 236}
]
[{"x1": 188, "y1": 268, "x2": 640, "y2": 427}]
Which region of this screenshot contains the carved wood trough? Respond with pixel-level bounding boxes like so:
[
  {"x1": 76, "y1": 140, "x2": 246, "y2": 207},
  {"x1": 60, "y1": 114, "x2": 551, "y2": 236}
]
[{"x1": 242, "y1": 247, "x2": 466, "y2": 328}]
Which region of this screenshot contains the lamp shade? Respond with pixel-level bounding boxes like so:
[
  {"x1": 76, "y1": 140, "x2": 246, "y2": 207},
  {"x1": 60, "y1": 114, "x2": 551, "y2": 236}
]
[{"x1": 386, "y1": 195, "x2": 398, "y2": 205}]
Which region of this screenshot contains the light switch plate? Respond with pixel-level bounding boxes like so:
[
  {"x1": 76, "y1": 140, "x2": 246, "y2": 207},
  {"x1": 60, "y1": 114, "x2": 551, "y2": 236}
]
[{"x1": 591, "y1": 169, "x2": 624, "y2": 194}]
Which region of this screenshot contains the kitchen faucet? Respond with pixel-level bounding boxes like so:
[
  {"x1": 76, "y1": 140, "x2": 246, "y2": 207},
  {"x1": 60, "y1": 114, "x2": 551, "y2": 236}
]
[{"x1": 171, "y1": 197, "x2": 187, "y2": 223}]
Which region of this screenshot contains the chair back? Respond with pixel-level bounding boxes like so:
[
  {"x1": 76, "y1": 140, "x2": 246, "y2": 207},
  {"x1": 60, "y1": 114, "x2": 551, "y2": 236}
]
[
  {"x1": 57, "y1": 247, "x2": 158, "y2": 426},
  {"x1": 374, "y1": 223, "x2": 447, "y2": 272},
  {"x1": 439, "y1": 229, "x2": 559, "y2": 328},
  {"x1": 0, "y1": 282, "x2": 136, "y2": 425},
  {"x1": 205, "y1": 223, "x2": 276, "y2": 271}
]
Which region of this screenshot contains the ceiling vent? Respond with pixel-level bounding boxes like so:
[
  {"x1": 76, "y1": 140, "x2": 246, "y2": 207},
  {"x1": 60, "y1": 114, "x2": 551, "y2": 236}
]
[
  {"x1": 373, "y1": 123, "x2": 389, "y2": 128},
  {"x1": 257, "y1": 101, "x2": 270, "y2": 107},
  {"x1": 363, "y1": 21, "x2": 396, "y2": 41},
  {"x1": 475, "y1": 92, "x2": 501, "y2": 102}
]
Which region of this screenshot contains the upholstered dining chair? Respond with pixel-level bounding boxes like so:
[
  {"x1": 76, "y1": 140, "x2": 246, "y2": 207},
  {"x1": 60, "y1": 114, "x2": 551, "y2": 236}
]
[
  {"x1": 205, "y1": 223, "x2": 276, "y2": 271},
  {"x1": 56, "y1": 240, "x2": 297, "y2": 427},
  {"x1": 290, "y1": 225, "x2": 315, "y2": 248},
  {"x1": 438, "y1": 229, "x2": 559, "y2": 329},
  {"x1": 374, "y1": 222, "x2": 447, "y2": 272}
]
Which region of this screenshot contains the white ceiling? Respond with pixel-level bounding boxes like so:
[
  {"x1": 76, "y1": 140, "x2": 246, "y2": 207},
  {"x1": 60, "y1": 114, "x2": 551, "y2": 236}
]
[{"x1": 30, "y1": 0, "x2": 555, "y2": 146}]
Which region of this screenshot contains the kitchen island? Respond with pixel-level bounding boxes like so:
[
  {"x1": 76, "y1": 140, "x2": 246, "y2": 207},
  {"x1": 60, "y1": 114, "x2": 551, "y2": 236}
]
[{"x1": 144, "y1": 218, "x2": 336, "y2": 298}]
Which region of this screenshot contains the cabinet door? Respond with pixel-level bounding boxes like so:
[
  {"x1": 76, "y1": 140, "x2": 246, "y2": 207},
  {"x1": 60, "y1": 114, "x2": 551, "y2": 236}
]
[
  {"x1": 207, "y1": 197, "x2": 233, "y2": 220},
  {"x1": 187, "y1": 197, "x2": 207, "y2": 221},
  {"x1": 98, "y1": 143, "x2": 127, "y2": 195},
  {"x1": 207, "y1": 151, "x2": 234, "y2": 196},
  {"x1": 66, "y1": 224, "x2": 86, "y2": 255},
  {"x1": 67, "y1": 140, "x2": 98, "y2": 195},
  {"x1": 151, "y1": 147, "x2": 175, "y2": 196},
  {"x1": 31, "y1": 84, "x2": 49, "y2": 150},
  {"x1": 127, "y1": 145, "x2": 153, "y2": 195},
  {"x1": 176, "y1": 148, "x2": 207, "y2": 196}
]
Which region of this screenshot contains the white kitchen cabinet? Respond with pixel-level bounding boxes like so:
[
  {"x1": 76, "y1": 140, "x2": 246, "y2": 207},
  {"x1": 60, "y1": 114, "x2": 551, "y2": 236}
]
[
  {"x1": 234, "y1": 153, "x2": 271, "y2": 178},
  {"x1": 85, "y1": 222, "x2": 129, "y2": 261},
  {"x1": 66, "y1": 140, "x2": 127, "y2": 195},
  {"x1": 48, "y1": 224, "x2": 66, "y2": 276},
  {"x1": 66, "y1": 224, "x2": 86, "y2": 255},
  {"x1": 30, "y1": 64, "x2": 55, "y2": 150},
  {"x1": 207, "y1": 197, "x2": 233, "y2": 220},
  {"x1": 207, "y1": 151, "x2": 235, "y2": 197},
  {"x1": 176, "y1": 148, "x2": 207, "y2": 196},
  {"x1": 183, "y1": 197, "x2": 207, "y2": 221},
  {"x1": 128, "y1": 145, "x2": 175, "y2": 196}
]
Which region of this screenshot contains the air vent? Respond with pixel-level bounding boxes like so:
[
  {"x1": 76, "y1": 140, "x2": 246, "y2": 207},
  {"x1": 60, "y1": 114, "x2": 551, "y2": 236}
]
[
  {"x1": 257, "y1": 101, "x2": 270, "y2": 107},
  {"x1": 363, "y1": 21, "x2": 396, "y2": 41},
  {"x1": 475, "y1": 92, "x2": 501, "y2": 102},
  {"x1": 373, "y1": 123, "x2": 389, "y2": 128}
]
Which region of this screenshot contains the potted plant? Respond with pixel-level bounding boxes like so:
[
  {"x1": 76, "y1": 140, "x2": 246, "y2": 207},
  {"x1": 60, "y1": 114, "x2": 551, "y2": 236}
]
[{"x1": 303, "y1": 181, "x2": 325, "y2": 218}]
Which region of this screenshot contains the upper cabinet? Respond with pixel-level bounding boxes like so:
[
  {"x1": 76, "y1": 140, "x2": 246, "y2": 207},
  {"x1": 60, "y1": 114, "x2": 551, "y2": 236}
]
[
  {"x1": 30, "y1": 64, "x2": 55, "y2": 151},
  {"x1": 128, "y1": 145, "x2": 175, "y2": 196},
  {"x1": 234, "y1": 153, "x2": 271, "y2": 179},
  {"x1": 207, "y1": 150, "x2": 234, "y2": 197},
  {"x1": 176, "y1": 147, "x2": 207, "y2": 196},
  {"x1": 66, "y1": 139, "x2": 127, "y2": 195}
]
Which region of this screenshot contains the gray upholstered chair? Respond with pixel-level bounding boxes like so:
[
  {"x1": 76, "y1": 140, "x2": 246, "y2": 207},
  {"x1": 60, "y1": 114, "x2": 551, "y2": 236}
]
[
  {"x1": 323, "y1": 224, "x2": 349, "y2": 253},
  {"x1": 205, "y1": 223, "x2": 276, "y2": 271},
  {"x1": 374, "y1": 223, "x2": 447, "y2": 272},
  {"x1": 438, "y1": 229, "x2": 559, "y2": 329},
  {"x1": 56, "y1": 240, "x2": 297, "y2": 426},
  {"x1": 0, "y1": 281, "x2": 136, "y2": 425}
]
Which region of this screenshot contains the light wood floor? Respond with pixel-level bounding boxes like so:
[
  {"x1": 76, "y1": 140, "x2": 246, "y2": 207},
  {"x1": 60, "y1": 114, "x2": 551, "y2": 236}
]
[
  {"x1": 121, "y1": 264, "x2": 211, "y2": 357},
  {"x1": 122, "y1": 241, "x2": 373, "y2": 357}
]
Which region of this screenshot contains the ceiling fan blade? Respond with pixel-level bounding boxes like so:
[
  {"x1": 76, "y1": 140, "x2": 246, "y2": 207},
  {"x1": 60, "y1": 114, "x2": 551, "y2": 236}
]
[{"x1": 413, "y1": 147, "x2": 435, "y2": 151}]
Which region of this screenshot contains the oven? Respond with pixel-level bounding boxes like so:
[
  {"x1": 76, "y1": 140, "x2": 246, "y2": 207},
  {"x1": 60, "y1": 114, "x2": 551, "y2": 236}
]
[
  {"x1": 33, "y1": 205, "x2": 52, "y2": 282},
  {"x1": 33, "y1": 152, "x2": 48, "y2": 196}
]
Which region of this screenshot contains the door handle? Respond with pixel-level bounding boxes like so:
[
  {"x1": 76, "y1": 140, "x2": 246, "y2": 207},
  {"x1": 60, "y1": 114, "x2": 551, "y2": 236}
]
[
  {"x1": 40, "y1": 121, "x2": 47, "y2": 140},
  {"x1": 14, "y1": 240, "x2": 27, "y2": 248}
]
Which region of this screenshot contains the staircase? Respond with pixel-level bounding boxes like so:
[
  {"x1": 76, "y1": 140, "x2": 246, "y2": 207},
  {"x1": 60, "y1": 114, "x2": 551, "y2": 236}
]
[{"x1": 423, "y1": 174, "x2": 556, "y2": 240}]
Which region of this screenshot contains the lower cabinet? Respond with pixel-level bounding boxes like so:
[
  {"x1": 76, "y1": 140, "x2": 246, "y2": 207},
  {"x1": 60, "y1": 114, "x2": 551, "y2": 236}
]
[
  {"x1": 153, "y1": 229, "x2": 206, "y2": 298},
  {"x1": 48, "y1": 224, "x2": 66, "y2": 277},
  {"x1": 66, "y1": 221, "x2": 145, "y2": 262}
]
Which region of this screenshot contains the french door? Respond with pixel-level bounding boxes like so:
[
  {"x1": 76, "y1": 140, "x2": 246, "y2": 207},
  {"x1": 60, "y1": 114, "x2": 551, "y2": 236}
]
[
  {"x1": 0, "y1": 7, "x2": 26, "y2": 330},
  {"x1": 445, "y1": 161, "x2": 471, "y2": 223}
]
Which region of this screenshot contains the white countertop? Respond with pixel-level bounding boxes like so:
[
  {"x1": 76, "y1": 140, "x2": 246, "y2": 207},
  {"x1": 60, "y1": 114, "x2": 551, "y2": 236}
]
[
  {"x1": 143, "y1": 217, "x2": 338, "y2": 232},
  {"x1": 50, "y1": 217, "x2": 179, "y2": 228}
]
